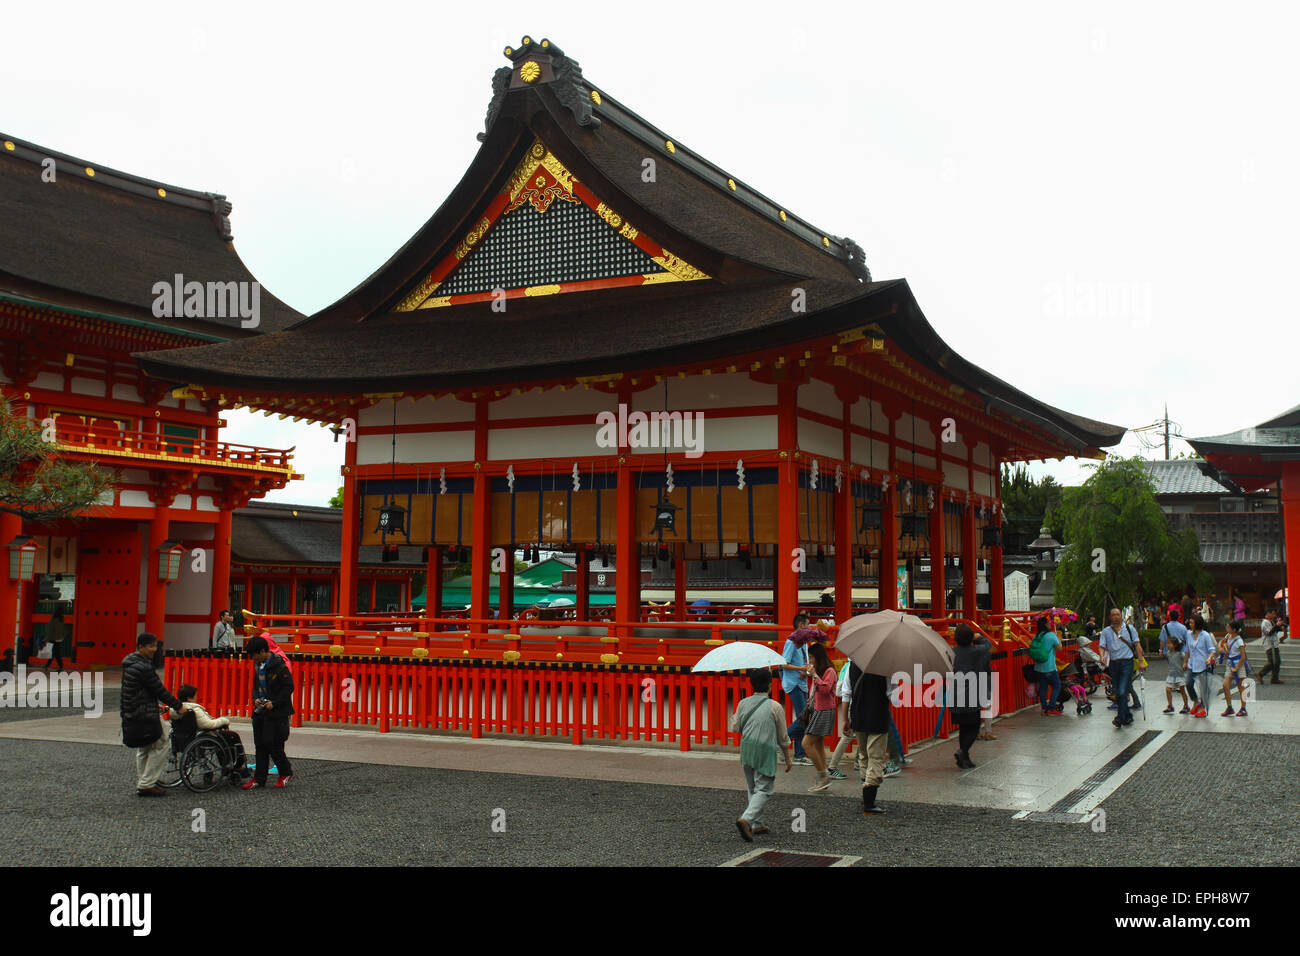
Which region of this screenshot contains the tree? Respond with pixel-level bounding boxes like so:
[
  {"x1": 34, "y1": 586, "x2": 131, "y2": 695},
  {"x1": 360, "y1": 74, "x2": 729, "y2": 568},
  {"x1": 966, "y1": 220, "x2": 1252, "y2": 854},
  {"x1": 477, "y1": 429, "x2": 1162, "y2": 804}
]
[
  {"x1": 1000, "y1": 464, "x2": 1063, "y2": 541},
  {"x1": 328, "y1": 486, "x2": 344, "y2": 508},
  {"x1": 0, "y1": 401, "x2": 115, "y2": 521},
  {"x1": 1049, "y1": 456, "x2": 1210, "y2": 620}
]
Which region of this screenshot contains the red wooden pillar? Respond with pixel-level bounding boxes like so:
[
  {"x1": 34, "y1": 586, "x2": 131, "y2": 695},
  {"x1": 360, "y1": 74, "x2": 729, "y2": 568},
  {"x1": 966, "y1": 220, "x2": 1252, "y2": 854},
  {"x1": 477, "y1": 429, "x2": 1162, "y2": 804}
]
[
  {"x1": 211, "y1": 506, "x2": 233, "y2": 624},
  {"x1": 990, "y1": 459, "x2": 1005, "y2": 615},
  {"x1": 930, "y1": 493, "x2": 946, "y2": 619},
  {"x1": 1281, "y1": 462, "x2": 1300, "y2": 626},
  {"x1": 775, "y1": 378, "x2": 800, "y2": 628},
  {"x1": 469, "y1": 397, "x2": 491, "y2": 623},
  {"x1": 615, "y1": 457, "x2": 639, "y2": 635},
  {"x1": 834, "y1": 396, "x2": 853, "y2": 625},
  {"x1": 426, "y1": 546, "x2": 443, "y2": 627},
  {"x1": 339, "y1": 407, "x2": 360, "y2": 618},
  {"x1": 962, "y1": 499, "x2": 977, "y2": 621},
  {"x1": 576, "y1": 548, "x2": 590, "y2": 620},
  {"x1": 673, "y1": 543, "x2": 687, "y2": 621},
  {"x1": 0, "y1": 511, "x2": 21, "y2": 658},
  {"x1": 145, "y1": 514, "x2": 169, "y2": 638}
]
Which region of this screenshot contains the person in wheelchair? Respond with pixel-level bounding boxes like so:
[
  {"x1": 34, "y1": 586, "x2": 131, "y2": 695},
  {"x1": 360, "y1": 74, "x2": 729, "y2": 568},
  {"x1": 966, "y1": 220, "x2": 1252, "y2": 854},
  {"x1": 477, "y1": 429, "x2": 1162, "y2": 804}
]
[{"x1": 168, "y1": 683, "x2": 231, "y2": 754}]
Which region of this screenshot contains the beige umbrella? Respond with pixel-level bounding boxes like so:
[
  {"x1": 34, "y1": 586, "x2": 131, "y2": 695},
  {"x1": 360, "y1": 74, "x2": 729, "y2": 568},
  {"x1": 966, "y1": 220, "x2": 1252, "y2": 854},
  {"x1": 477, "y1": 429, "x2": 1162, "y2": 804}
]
[{"x1": 834, "y1": 610, "x2": 954, "y2": 677}]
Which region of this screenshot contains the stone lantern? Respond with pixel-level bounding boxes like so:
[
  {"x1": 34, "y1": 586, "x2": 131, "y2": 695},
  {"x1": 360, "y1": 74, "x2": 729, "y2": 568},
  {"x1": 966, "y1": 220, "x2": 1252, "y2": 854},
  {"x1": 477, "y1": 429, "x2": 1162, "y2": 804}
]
[{"x1": 1029, "y1": 526, "x2": 1061, "y2": 610}]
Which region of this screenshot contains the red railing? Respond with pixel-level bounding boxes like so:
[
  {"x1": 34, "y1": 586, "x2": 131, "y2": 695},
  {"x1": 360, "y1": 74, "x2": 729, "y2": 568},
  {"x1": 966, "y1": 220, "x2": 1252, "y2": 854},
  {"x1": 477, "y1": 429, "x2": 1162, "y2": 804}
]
[
  {"x1": 52, "y1": 419, "x2": 293, "y2": 472},
  {"x1": 163, "y1": 650, "x2": 1033, "y2": 753},
  {"x1": 178, "y1": 610, "x2": 1035, "y2": 751}
]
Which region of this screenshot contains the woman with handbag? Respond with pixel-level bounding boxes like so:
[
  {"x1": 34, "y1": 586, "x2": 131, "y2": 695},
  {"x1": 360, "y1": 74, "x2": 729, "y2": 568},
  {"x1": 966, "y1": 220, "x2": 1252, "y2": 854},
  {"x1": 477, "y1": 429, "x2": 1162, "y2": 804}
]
[{"x1": 802, "y1": 642, "x2": 839, "y2": 792}]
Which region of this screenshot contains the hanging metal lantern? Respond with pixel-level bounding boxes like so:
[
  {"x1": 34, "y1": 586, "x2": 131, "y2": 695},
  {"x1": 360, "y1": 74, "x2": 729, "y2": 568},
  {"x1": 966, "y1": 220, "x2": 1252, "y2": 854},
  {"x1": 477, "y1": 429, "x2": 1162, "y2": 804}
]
[
  {"x1": 858, "y1": 502, "x2": 883, "y2": 533},
  {"x1": 651, "y1": 494, "x2": 679, "y2": 539},
  {"x1": 375, "y1": 501, "x2": 407, "y2": 536}
]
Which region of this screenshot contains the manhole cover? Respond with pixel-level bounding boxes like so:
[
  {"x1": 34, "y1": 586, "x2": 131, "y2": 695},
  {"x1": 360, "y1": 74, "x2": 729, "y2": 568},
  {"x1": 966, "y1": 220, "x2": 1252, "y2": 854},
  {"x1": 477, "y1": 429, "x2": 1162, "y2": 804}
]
[{"x1": 722, "y1": 849, "x2": 861, "y2": 867}]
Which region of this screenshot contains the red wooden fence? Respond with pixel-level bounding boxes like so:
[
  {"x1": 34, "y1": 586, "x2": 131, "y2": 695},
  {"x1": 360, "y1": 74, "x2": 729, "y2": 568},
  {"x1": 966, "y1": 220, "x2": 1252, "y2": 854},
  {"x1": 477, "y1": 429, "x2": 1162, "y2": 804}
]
[{"x1": 163, "y1": 646, "x2": 1035, "y2": 753}]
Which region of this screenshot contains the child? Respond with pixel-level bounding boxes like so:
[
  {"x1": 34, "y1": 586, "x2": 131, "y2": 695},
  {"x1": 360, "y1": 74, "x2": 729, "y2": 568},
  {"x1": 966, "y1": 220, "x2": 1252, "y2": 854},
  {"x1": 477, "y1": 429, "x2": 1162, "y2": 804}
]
[
  {"x1": 168, "y1": 683, "x2": 231, "y2": 753},
  {"x1": 1219, "y1": 620, "x2": 1250, "y2": 717},
  {"x1": 728, "y1": 668, "x2": 792, "y2": 842},
  {"x1": 1162, "y1": 632, "x2": 1190, "y2": 714}
]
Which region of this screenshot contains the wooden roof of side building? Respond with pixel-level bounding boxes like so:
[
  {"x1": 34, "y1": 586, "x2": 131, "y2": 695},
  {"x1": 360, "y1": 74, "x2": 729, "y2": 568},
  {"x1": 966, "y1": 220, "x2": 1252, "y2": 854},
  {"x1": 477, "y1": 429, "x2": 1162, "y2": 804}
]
[
  {"x1": 135, "y1": 37, "x2": 1125, "y2": 455},
  {"x1": 0, "y1": 135, "x2": 302, "y2": 337}
]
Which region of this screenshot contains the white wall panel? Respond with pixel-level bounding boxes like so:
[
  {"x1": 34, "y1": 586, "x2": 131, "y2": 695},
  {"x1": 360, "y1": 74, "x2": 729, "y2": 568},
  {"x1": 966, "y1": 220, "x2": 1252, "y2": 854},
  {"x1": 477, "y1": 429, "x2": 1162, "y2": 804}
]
[
  {"x1": 120, "y1": 490, "x2": 155, "y2": 509},
  {"x1": 358, "y1": 431, "x2": 475, "y2": 465},
  {"x1": 112, "y1": 383, "x2": 140, "y2": 402},
  {"x1": 32, "y1": 372, "x2": 62, "y2": 391},
  {"x1": 490, "y1": 388, "x2": 609, "y2": 420},
  {"x1": 490, "y1": 423, "x2": 605, "y2": 460},
  {"x1": 850, "y1": 436, "x2": 891, "y2": 469},
  {"x1": 943, "y1": 461, "x2": 969, "y2": 491},
  {"x1": 629, "y1": 373, "x2": 774, "y2": 412},
  {"x1": 798, "y1": 378, "x2": 841, "y2": 418},
  {"x1": 360, "y1": 397, "x2": 475, "y2": 427},
  {"x1": 798, "y1": 419, "x2": 842, "y2": 459},
  {"x1": 70, "y1": 376, "x2": 106, "y2": 397}
]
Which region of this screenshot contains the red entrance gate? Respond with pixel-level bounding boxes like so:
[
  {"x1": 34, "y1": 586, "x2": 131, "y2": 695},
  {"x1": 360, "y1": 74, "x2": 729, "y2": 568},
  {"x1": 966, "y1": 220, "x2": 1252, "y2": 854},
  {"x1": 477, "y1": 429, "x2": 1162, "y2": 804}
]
[{"x1": 73, "y1": 525, "x2": 140, "y2": 666}]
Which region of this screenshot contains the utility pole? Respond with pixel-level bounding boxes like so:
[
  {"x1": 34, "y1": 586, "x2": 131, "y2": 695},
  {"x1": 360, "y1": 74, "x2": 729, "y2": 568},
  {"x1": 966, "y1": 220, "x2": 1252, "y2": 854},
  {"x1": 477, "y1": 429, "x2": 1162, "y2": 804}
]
[{"x1": 1164, "y1": 402, "x2": 1170, "y2": 460}]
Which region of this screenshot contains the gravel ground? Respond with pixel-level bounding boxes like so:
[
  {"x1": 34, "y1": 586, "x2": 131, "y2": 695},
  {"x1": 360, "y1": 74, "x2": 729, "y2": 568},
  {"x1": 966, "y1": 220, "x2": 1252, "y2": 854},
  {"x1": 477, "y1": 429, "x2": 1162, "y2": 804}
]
[{"x1": 1, "y1": 730, "x2": 1294, "y2": 867}]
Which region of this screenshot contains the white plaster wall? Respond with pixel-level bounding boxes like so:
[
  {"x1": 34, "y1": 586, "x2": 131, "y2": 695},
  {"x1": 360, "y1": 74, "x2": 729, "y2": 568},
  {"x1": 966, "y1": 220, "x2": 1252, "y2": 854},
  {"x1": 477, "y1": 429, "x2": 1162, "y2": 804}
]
[
  {"x1": 120, "y1": 469, "x2": 152, "y2": 484},
  {"x1": 943, "y1": 461, "x2": 970, "y2": 491},
  {"x1": 163, "y1": 622, "x2": 208, "y2": 651},
  {"x1": 646, "y1": 414, "x2": 776, "y2": 455},
  {"x1": 628, "y1": 373, "x2": 775, "y2": 411},
  {"x1": 112, "y1": 383, "x2": 140, "y2": 402},
  {"x1": 973, "y1": 442, "x2": 993, "y2": 470},
  {"x1": 896, "y1": 412, "x2": 936, "y2": 450},
  {"x1": 196, "y1": 496, "x2": 218, "y2": 512},
  {"x1": 360, "y1": 397, "x2": 475, "y2": 426},
  {"x1": 798, "y1": 419, "x2": 842, "y2": 459},
  {"x1": 32, "y1": 371, "x2": 62, "y2": 391},
  {"x1": 358, "y1": 430, "x2": 474, "y2": 465},
  {"x1": 70, "y1": 376, "x2": 105, "y2": 397},
  {"x1": 848, "y1": 397, "x2": 887, "y2": 435},
  {"x1": 908, "y1": 453, "x2": 937, "y2": 471},
  {"x1": 973, "y1": 471, "x2": 994, "y2": 497},
  {"x1": 797, "y1": 378, "x2": 841, "y2": 418},
  {"x1": 490, "y1": 388, "x2": 609, "y2": 419},
  {"x1": 120, "y1": 490, "x2": 155, "y2": 509},
  {"x1": 850, "y1": 436, "x2": 891, "y2": 469},
  {"x1": 196, "y1": 476, "x2": 216, "y2": 490},
  {"x1": 489, "y1": 423, "x2": 603, "y2": 460},
  {"x1": 159, "y1": 394, "x2": 179, "y2": 408},
  {"x1": 172, "y1": 494, "x2": 192, "y2": 511}
]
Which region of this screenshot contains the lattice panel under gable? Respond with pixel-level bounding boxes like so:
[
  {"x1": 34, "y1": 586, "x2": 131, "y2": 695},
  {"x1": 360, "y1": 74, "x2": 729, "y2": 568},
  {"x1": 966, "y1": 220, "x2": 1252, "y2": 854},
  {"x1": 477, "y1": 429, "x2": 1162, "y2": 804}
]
[{"x1": 437, "y1": 199, "x2": 666, "y2": 297}]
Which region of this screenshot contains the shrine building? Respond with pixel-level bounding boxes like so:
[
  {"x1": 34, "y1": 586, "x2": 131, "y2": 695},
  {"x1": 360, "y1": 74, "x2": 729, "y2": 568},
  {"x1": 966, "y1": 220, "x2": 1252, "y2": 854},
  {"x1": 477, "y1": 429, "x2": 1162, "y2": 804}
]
[
  {"x1": 0, "y1": 134, "x2": 300, "y2": 665},
  {"x1": 1187, "y1": 403, "x2": 1300, "y2": 622},
  {"x1": 138, "y1": 37, "x2": 1126, "y2": 642}
]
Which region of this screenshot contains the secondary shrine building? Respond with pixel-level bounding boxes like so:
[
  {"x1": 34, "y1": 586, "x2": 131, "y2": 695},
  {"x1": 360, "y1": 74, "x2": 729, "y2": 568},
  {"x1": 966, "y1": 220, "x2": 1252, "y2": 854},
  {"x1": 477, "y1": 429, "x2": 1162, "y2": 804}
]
[
  {"x1": 139, "y1": 37, "x2": 1125, "y2": 637},
  {"x1": 0, "y1": 135, "x2": 300, "y2": 664}
]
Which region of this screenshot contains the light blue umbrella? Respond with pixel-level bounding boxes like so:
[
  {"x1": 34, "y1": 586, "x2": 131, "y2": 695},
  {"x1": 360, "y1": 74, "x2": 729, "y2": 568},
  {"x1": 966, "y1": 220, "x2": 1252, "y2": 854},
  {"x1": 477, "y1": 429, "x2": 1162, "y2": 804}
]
[{"x1": 692, "y1": 641, "x2": 788, "y2": 673}]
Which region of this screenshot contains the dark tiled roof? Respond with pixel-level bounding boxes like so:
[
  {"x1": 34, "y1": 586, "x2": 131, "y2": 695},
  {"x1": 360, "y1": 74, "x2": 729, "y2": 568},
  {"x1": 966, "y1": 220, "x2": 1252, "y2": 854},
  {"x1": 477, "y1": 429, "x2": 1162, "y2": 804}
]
[
  {"x1": 231, "y1": 501, "x2": 421, "y2": 568},
  {"x1": 133, "y1": 42, "x2": 1124, "y2": 456},
  {"x1": 1145, "y1": 459, "x2": 1232, "y2": 496},
  {"x1": 1200, "y1": 542, "x2": 1281, "y2": 564},
  {"x1": 1258, "y1": 402, "x2": 1300, "y2": 429},
  {"x1": 0, "y1": 135, "x2": 302, "y2": 335}
]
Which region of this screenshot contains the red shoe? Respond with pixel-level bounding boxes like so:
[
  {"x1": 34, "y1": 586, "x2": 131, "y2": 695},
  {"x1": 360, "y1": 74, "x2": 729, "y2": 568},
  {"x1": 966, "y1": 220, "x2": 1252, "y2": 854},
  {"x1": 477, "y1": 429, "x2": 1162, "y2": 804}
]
[
  {"x1": 273, "y1": 774, "x2": 293, "y2": 789},
  {"x1": 240, "y1": 779, "x2": 263, "y2": 790}
]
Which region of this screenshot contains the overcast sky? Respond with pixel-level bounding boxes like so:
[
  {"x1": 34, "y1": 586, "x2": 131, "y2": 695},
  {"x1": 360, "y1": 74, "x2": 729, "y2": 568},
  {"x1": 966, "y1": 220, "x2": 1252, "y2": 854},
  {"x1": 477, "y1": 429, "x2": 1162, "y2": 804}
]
[{"x1": 5, "y1": 1, "x2": 1296, "y2": 505}]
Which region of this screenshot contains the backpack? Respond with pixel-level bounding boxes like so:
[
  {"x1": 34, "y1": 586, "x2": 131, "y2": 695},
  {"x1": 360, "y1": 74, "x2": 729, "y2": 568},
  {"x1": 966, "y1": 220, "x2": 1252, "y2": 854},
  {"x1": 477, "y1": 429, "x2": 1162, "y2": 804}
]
[{"x1": 1027, "y1": 633, "x2": 1051, "y2": 663}]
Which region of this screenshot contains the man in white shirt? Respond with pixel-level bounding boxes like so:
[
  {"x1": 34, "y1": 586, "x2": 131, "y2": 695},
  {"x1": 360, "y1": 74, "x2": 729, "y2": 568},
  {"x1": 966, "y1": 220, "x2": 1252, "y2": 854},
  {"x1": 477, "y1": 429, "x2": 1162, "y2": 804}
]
[
  {"x1": 1098, "y1": 608, "x2": 1139, "y2": 728},
  {"x1": 1257, "y1": 610, "x2": 1284, "y2": 684},
  {"x1": 212, "y1": 610, "x2": 236, "y2": 651}
]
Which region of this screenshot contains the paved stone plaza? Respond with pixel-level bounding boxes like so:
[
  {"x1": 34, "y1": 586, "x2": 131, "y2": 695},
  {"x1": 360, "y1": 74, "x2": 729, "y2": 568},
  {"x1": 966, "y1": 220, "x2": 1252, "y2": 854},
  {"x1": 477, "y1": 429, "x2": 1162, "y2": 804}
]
[{"x1": 2, "y1": 664, "x2": 1295, "y2": 867}]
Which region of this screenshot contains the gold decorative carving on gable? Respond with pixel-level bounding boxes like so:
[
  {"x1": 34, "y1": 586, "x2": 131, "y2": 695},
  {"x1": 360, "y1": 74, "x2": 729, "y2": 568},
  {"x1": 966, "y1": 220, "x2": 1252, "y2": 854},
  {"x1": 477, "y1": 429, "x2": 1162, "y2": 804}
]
[
  {"x1": 454, "y1": 217, "x2": 493, "y2": 260},
  {"x1": 391, "y1": 138, "x2": 710, "y2": 312},
  {"x1": 653, "y1": 249, "x2": 709, "y2": 282}
]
